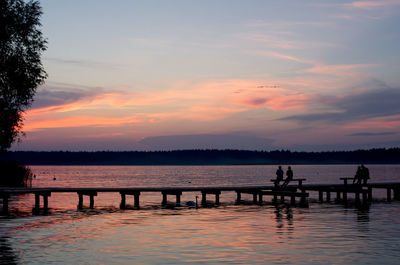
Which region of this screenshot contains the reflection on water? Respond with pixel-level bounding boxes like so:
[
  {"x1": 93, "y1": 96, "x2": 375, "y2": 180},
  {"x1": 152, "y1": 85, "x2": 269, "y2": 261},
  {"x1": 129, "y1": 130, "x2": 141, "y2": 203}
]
[
  {"x1": 0, "y1": 237, "x2": 18, "y2": 265},
  {"x1": 1, "y1": 203, "x2": 400, "y2": 264},
  {"x1": 1, "y1": 165, "x2": 400, "y2": 264}
]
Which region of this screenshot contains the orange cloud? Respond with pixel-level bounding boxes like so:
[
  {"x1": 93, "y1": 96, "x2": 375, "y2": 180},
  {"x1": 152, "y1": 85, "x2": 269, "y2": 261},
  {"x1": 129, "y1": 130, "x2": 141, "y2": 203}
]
[
  {"x1": 23, "y1": 115, "x2": 143, "y2": 132},
  {"x1": 23, "y1": 78, "x2": 332, "y2": 133},
  {"x1": 246, "y1": 50, "x2": 316, "y2": 65},
  {"x1": 344, "y1": 115, "x2": 400, "y2": 129},
  {"x1": 348, "y1": 0, "x2": 400, "y2": 9},
  {"x1": 305, "y1": 64, "x2": 378, "y2": 75}
]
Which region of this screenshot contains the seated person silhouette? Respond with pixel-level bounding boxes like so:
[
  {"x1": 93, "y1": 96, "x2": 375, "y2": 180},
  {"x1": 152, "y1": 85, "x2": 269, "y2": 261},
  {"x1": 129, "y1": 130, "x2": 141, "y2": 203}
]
[
  {"x1": 281, "y1": 166, "x2": 293, "y2": 188},
  {"x1": 361, "y1": 164, "x2": 370, "y2": 184},
  {"x1": 275, "y1": 166, "x2": 284, "y2": 186},
  {"x1": 353, "y1": 165, "x2": 370, "y2": 185},
  {"x1": 353, "y1": 166, "x2": 362, "y2": 185}
]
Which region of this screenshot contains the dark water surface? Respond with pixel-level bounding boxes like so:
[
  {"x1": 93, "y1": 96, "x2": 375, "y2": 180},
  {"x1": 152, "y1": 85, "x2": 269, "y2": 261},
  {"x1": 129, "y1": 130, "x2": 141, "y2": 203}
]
[{"x1": 1, "y1": 165, "x2": 400, "y2": 264}]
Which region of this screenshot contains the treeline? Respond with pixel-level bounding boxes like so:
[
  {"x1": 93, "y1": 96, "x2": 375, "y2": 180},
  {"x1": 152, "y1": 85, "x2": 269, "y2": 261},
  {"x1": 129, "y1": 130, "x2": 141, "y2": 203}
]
[{"x1": 3, "y1": 148, "x2": 400, "y2": 165}]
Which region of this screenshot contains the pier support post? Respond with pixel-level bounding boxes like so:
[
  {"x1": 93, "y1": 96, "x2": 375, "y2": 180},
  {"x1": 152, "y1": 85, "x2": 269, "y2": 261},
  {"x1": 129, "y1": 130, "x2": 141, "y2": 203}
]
[
  {"x1": 319, "y1": 191, "x2": 323, "y2": 202},
  {"x1": 201, "y1": 190, "x2": 221, "y2": 206},
  {"x1": 120, "y1": 193, "x2": 126, "y2": 209},
  {"x1": 252, "y1": 193, "x2": 257, "y2": 204},
  {"x1": 134, "y1": 193, "x2": 140, "y2": 208},
  {"x1": 290, "y1": 195, "x2": 296, "y2": 206},
  {"x1": 362, "y1": 190, "x2": 368, "y2": 205},
  {"x1": 1, "y1": 193, "x2": 9, "y2": 215},
  {"x1": 326, "y1": 191, "x2": 331, "y2": 202},
  {"x1": 336, "y1": 191, "x2": 341, "y2": 202},
  {"x1": 258, "y1": 193, "x2": 263, "y2": 204},
  {"x1": 161, "y1": 191, "x2": 182, "y2": 206},
  {"x1": 273, "y1": 194, "x2": 278, "y2": 204},
  {"x1": 355, "y1": 192, "x2": 361, "y2": 205},
  {"x1": 393, "y1": 188, "x2": 400, "y2": 200},
  {"x1": 78, "y1": 193, "x2": 83, "y2": 209},
  {"x1": 162, "y1": 192, "x2": 167, "y2": 206},
  {"x1": 201, "y1": 192, "x2": 207, "y2": 206},
  {"x1": 43, "y1": 195, "x2": 49, "y2": 210},
  {"x1": 35, "y1": 193, "x2": 40, "y2": 210},
  {"x1": 368, "y1": 187, "x2": 373, "y2": 202},
  {"x1": 33, "y1": 192, "x2": 51, "y2": 213},
  {"x1": 235, "y1": 191, "x2": 241, "y2": 204},
  {"x1": 343, "y1": 192, "x2": 348, "y2": 205},
  {"x1": 77, "y1": 191, "x2": 97, "y2": 210},
  {"x1": 387, "y1": 188, "x2": 392, "y2": 202},
  {"x1": 215, "y1": 192, "x2": 220, "y2": 205},
  {"x1": 176, "y1": 193, "x2": 181, "y2": 206},
  {"x1": 300, "y1": 190, "x2": 307, "y2": 206},
  {"x1": 90, "y1": 195, "x2": 95, "y2": 209}
]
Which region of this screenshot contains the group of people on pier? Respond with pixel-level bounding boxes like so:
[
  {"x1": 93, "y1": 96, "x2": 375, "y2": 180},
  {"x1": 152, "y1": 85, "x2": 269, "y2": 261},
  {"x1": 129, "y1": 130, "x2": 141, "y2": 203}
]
[
  {"x1": 274, "y1": 165, "x2": 293, "y2": 187},
  {"x1": 353, "y1": 164, "x2": 370, "y2": 185},
  {"x1": 274, "y1": 164, "x2": 370, "y2": 187}
]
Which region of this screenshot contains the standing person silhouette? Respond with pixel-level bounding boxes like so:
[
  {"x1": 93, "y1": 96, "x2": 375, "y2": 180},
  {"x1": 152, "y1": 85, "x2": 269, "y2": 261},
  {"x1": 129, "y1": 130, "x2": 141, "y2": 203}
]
[
  {"x1": 282, "y1": 166, "x2": 293, "y2": 187},
  {"x1": 275, "y1": 166, "x2": 284, "y2": 186}
]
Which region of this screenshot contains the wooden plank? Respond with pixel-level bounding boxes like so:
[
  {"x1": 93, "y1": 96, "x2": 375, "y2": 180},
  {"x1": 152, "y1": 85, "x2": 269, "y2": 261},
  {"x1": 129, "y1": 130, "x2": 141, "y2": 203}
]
[
  {"x1": 2, "y1": 182, "x2": 400, "y2": 194},
  {"x1": 260, "y1": 190, "x2": 309, "y2": 197}
]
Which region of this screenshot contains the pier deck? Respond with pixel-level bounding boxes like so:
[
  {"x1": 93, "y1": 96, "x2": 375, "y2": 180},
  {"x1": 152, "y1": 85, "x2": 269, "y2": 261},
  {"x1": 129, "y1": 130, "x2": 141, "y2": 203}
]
[{"x1": 1, "y1": 182, "x2": 400, "y2": 214}]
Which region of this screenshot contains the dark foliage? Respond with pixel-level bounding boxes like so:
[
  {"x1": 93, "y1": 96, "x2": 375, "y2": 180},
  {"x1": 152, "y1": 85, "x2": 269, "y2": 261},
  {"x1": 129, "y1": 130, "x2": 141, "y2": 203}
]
[
  {"x1": 6, "y1": 148, "x2": 400, "y2": 165},
  {"x1": 0, "y1": 159, "x2": 33, "y2": 186},
  {"x1": 0, "y1": 0, "x2": 47, "y2": 152}
]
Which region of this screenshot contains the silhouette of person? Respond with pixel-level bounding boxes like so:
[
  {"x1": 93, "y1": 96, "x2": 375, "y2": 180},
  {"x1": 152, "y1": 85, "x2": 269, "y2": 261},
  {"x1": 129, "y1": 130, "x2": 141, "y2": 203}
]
[
  {"x1": 275, "y1": 166, "x2": 284, "y2": 186},
  {"x1": 361, "y1": 164, "x2": 370, "y2": 184},
  {"x1": 353, "y1": 166, "x2": 362, "y2": 184},
  {"x1": 282, "y1": 166, "x2": 293, "y2": 187}
]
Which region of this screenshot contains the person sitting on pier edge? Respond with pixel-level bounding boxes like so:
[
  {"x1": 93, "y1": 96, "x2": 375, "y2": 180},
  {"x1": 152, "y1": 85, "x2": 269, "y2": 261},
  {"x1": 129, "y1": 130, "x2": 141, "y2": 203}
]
[
  {"x1": 281, "y1": 166, "x2": 293, "y2": 187},
  {"x1": 275, "y1": 166, "x2": 284, "y2": 186},
  {"x1": 353, "y1": 166, "x2": 362, "y2": 184},
  {"x1": 361, "y1": 164, "x2": 370, "y2": 184}
]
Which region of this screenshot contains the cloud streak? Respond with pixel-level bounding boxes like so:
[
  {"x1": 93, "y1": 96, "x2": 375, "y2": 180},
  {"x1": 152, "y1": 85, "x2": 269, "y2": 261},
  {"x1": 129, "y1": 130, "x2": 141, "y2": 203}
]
[
  {"x1": 281, "y1": 87, "x2": 400, "y2": 124},
  {"x1": 347, "y1": 0, "x2": 400, "y2": 9},
  {"x1": 25, "y1": 79, "x2": 311, "y2": 132},
  {"x1": 349, "y1": 132, "x2": 397, "y2": 136}
]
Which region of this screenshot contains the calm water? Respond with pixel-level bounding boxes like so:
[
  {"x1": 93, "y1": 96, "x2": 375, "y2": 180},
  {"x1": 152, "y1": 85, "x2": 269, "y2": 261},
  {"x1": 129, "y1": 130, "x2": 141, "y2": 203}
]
[{"x1": 1, "y1": 165, "x2": 400, "y2": 264}]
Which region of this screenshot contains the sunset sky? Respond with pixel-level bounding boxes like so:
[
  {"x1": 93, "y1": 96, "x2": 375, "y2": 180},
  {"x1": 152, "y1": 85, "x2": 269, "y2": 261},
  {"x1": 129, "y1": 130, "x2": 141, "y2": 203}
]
[{"x1": 13, "y1": 0, "x2": 400, "y2": 151}]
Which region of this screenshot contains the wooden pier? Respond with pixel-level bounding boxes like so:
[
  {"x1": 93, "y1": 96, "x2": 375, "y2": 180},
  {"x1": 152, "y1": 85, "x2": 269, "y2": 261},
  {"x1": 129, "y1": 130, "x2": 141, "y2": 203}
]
[{"x1": 1, "y1": 182, "x2": 400, "y2": 215}]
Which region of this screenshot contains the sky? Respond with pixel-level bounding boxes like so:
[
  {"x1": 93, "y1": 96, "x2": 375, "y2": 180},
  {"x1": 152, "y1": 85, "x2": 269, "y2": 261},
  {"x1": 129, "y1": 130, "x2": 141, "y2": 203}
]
[{"x1": 12, "y1": 0, "x2": 400, "y2": 151}]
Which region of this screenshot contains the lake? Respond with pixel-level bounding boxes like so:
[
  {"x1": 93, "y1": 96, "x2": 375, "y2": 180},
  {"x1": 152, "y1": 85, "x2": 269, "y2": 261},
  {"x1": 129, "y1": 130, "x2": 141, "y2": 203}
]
[{"x1": 1, "y1": 165, "x2": 400, "y2": 264}]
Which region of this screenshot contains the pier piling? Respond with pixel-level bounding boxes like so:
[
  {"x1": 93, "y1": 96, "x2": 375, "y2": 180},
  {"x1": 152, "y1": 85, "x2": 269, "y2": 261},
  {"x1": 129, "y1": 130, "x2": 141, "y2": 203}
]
[
  {"x1": 387, "y1": 189, "x2": 392, "y2": 202},
  {"x1": 33, "y1": 191, "x2": 51, "y2": 213},
  {"x1": 394, "y1": 188, "x2": 400, "y2": 200},
  {"x1": 162, "y1": 191, "x2": 182, "y2": 206},
  {"x1": 77, "y1": 191, "x2": 97, "y2": 209},
  {"x1": 201, "y1": 190, "x2": 221, "y2": 206},
  {"x1": 120, "y1": 191, "x2": 141, "y2": 209},
  {"x1": 1, "y1": 193, "x2": 9, "y2": 215}
]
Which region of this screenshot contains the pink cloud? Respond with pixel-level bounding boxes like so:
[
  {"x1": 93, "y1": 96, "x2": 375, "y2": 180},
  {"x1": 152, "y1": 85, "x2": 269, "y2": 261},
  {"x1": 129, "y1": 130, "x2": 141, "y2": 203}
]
[
  {"x1": 344, "y1": 115, "x2": 400, "y2": 129},
  {"x1": 348, "y1": 0, "x2": 400, "y2": 9},
  {"x1": 244, "y1": 34, "x2": 298, "y2": 50},
  {"x1": 248, "y1": 50, "x2": 311, "y2": 64},
  {"x1": 304, "y1": 63, "x2": 379, "y2": 76},
  {"x1": 23, "y1": 115, "x2": 144, "y2": 132},
  {"x1": 24, "y1": 78, "x2": 314, "y2": 133}
]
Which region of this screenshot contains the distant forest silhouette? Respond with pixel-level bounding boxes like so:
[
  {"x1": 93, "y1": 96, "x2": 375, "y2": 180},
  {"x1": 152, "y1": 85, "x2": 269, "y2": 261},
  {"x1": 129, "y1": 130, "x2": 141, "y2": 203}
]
[{"x1": 5, "y1": 148, "x2": 400, "y2": 165}]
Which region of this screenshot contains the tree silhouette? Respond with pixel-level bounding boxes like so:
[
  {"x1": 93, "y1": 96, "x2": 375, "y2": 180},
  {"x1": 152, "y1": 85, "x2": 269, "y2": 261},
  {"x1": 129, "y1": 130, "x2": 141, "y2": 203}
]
[{"x1": 0, "y1": 0, "x2": 47, "y2": 153}]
